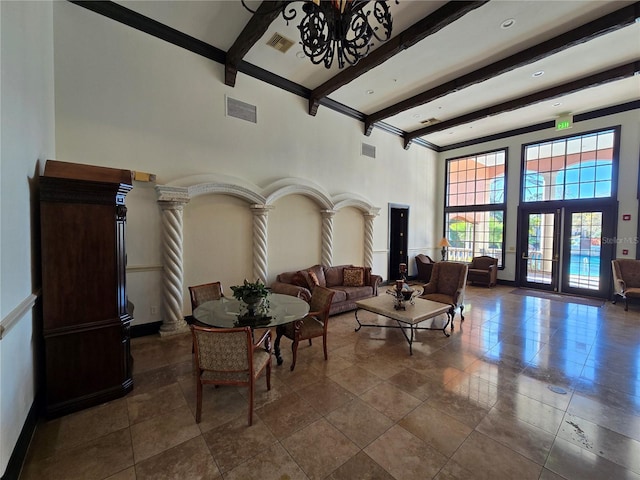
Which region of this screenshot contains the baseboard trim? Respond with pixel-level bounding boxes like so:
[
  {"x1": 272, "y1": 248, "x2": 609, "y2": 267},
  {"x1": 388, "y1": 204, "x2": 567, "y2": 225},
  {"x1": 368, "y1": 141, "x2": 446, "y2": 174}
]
[
  {"x1": 1, "y1": 396, "x2": 41, "y2": 480},
  {"x1": 130, "y1": 321, "x2": 162, "y2": 338}
]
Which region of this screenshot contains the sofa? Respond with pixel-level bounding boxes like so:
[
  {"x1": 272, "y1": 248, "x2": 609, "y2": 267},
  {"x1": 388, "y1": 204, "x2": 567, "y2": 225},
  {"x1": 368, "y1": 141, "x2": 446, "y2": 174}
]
[
  {"x1": 611, "y1": 259, "x2": 640, "y2": 311},
  {"x1": 467, "y1": 255, "x2": 498, "y2": 287},
  {"x1": 270, "y1": 264, "x2": 382, "y2": 316}
]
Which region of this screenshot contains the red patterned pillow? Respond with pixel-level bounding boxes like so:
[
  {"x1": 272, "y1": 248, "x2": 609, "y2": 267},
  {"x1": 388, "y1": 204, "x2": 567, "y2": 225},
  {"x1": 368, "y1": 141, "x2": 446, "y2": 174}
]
[{"x1": 343, "y1": 267, "x2": 364, "y2": 287}]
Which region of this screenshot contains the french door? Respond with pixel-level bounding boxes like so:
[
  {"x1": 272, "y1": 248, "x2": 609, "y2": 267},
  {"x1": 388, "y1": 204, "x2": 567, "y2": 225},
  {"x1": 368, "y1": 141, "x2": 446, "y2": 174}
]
[{"x1": 518, "y1": 203, "x2": 616, "y2": 298}]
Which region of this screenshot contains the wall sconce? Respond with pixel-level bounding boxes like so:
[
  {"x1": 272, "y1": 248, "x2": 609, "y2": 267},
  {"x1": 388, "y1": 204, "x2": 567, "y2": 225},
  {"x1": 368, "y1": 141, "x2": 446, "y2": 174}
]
[{"x1": 438, "y1": 237, "x2": 450, "y2": 261}]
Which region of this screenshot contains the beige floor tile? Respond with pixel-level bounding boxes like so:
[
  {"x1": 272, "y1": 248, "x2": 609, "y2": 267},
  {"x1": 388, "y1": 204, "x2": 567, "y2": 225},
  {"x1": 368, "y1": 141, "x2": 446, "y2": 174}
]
[
  {"x1": 364, "y1": 424, "x2": 448, "y2": 480},
  {"x1": 359, "y1": 381, "x2": 422, "y2": 421},
  {"x1": 20, "y1": 428, "x2": 133, "y2": 480},
  {"x1": 224, "y1": 442, "x2": 308, "y2": 480},
  {"x1": 282, "y1": 418, "x2": 359, "y2": 480},
  {"x1": 255, "y1": 391, "x2": 321, "y2": 439},
  {"x1": 398, "y1": 403, "x2": 472, "y2": 457},
  {"x1": 558, "y1": 413, "x2": 640, "y2": 474},
  {"x1": 329, "y1": 364, "x2": 383, "y2": 395},
  {"x1": 451, "y1": 431, "x2": 542, "y2": 480},
  {"x1": 25, "y1": 399, "x2": 130, "y2": 462},
  {"x1": 545, "y1": 437, "x2": 640, "y2": 480},
  {"x1": 386, "y1": 367, "x2": 442, "y2": 401},
  {"x1": 326, "y1": 451, "x2": 395, "y2": 480},
  {"x1": 326, "y1": 398, "x2": 394, "y2": 448},
  {"x1": 105, "y1": 467, "x2": 137, "y2": 480},
  {"x1": 475, "y1": 408, "x2": 556, "y2": 465},
  {"x1": 203, "y1": 416, "x2": 277, "y2": 474},
  {"x1": 296, "y1": 377, "x2": 356, "y2": 416},
  {"x1": 130, "y1": 408, "x2": 200, "y2": 463},
  {"x1": 127, "y1": 382, "x2": 189, "y2": 425},
  {"x1": 135, "y1": 436, "x2": 220, "y2": 479},
  {"x1": 492, "y1": 390, "x2": 565, "y2": 435}
]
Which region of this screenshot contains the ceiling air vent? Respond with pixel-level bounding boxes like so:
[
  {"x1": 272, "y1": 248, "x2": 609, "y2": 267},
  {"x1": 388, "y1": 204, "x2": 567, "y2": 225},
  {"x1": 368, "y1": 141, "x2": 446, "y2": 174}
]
[
  {"x1": 225, "y1": 96, "x2": 257, "y2": 124},
  {"x1": 361, "y1": 142, "x2": 376, "y2": 159},
  {"x1": 420, "y1": 117, "x2": 440, "y2": 125},
  {"x1": 266, "y1": 32, "x2": 295, "y2": 53}
]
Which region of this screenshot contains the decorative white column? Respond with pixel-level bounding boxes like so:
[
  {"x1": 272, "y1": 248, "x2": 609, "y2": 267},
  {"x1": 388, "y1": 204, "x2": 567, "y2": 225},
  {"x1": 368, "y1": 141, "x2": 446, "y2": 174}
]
[
  {"x1": 321, "y1": 210, "x2": 336, "y2": 267},
  {"x1": 156, "y1": 186, "x2": 190, "y2": 336},
  {"x1": 250, "y1": 205, "x2": 274, "y2": 284},
  {"x1": 363, "y1": 210, "x2": 379, "y2": 269}
]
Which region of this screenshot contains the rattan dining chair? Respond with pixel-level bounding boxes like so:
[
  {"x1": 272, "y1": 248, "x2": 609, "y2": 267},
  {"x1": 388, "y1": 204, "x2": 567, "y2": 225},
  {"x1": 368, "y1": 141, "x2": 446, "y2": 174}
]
[{"x1": 190, "y1": 324, "x2": 272, "y2": 426}]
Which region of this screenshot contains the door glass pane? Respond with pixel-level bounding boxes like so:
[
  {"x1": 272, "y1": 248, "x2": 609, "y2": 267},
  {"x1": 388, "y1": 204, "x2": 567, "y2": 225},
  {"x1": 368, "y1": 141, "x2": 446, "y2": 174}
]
[
  {"x1": 568, "y1": 212, "x2": 601, "y2": 290},
  {"x1": 526, "y1": 213, "x2": 555, "y2": 285}
]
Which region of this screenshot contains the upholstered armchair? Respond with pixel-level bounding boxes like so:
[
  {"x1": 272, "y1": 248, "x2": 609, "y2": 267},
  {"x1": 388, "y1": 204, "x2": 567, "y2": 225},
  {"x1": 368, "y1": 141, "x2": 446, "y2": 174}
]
[
  {"x1": 415, "y1": 254, "x2": 435, "y2": 282},
  {"x1": 611, "y1": 259, "x2": 640, "y2": 311},
  {"x1": 420, "y1": 261, "x2": 468, "y2": 325},
  {"x1": 467, "y1": 256, "x2": 498, "y2": 287}
]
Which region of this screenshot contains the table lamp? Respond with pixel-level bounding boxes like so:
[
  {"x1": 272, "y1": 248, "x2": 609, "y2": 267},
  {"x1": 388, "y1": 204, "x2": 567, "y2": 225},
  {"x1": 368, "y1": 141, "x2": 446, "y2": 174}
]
[{"x1": 438, "y1": 237, "x2": 450, "y2": 261}]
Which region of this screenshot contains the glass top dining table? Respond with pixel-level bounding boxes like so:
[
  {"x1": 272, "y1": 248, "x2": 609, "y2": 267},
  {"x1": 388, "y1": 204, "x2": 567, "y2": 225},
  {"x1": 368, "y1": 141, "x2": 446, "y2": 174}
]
[{"x1": 193, "y1": 293, "x2": 310, "y2": 366}]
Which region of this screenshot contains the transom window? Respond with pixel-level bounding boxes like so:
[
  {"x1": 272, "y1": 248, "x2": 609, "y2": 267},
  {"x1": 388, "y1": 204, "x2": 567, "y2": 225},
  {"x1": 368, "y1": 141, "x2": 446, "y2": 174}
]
[
  {"x1": 523, "y1": 129, "x2": 615, "y2": 203},
  {"x1": 445, "y1": 150, "x2": 506, "y2": 266}
]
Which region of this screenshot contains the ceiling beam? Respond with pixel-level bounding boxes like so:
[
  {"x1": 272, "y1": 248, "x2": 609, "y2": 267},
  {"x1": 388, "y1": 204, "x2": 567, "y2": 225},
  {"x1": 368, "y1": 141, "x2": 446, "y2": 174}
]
[
  {"x1": 307, "y1": 1, "x2": 488, "y2": 116},
  {"x1": 225, "y1": 1, "x2": 287, "y2": 87},
  {"x1": 402, "y1": 61, "x2": 640, "y2": 149},
  {"x1": 367, "y1": 2, "x2": 640, "y2": 136}
]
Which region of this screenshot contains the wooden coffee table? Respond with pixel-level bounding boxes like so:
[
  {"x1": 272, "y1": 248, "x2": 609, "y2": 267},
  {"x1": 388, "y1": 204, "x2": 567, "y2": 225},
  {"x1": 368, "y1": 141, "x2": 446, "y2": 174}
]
[{"x1": 355, "y1": 295, "x2": 452, "y2": 355}]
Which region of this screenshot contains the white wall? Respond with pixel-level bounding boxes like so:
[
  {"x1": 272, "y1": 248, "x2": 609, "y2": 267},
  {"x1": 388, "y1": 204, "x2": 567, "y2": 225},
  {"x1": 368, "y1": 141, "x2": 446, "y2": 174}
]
[
  {"x1": 438, "y1": 110, "x2": 640, "y2": 282},
  {"x1": 52, "y1": 1, "x2": 439, "y2": 325},
  {"x1": 0, "y1": 1, "x2": 55, "y2": 476}
]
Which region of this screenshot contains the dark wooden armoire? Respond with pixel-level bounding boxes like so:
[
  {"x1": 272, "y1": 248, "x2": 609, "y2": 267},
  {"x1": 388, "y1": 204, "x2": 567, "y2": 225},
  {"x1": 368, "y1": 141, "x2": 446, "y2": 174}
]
[{"x1": 40, "y1": 160, "x2": 134, "y2": 417}]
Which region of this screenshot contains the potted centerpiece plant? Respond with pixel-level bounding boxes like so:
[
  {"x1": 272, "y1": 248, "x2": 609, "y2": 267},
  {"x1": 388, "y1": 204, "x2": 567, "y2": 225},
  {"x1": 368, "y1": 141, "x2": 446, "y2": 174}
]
[{"x1": 230, "y1": 279, "x2": 269, "y2": 317}]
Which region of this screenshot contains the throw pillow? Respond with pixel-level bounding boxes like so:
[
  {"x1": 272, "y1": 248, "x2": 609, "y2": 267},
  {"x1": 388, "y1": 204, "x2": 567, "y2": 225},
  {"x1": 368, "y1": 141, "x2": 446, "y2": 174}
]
[
  {"x1": 291, "y1": 271, "x2": 309, "y2": 288},
  {"x1": 307, "y1": 270, "x2": 320, "y2": 287},
  {"x1": 343, "y1": 267, "x2": 364, "y2": 287}
]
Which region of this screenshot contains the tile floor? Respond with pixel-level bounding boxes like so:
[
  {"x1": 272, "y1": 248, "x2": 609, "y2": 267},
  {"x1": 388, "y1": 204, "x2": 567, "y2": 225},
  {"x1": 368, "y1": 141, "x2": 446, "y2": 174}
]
[{"x1": 19, "y1": 285, "x2": 640, "y2": 479}]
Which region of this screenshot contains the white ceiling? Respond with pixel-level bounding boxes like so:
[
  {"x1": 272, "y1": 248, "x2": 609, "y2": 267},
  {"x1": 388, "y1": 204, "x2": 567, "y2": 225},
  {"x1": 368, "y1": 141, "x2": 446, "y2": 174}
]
[{"x1": 116, "y1": 0, "x2": 639, "y2": 149}]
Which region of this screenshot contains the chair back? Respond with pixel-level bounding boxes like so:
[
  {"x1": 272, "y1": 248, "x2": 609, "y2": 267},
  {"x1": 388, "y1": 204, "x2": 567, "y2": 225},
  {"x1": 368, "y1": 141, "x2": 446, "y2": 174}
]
[
  {"x1": 191, "y1": 325, "x2": 251, "y2": 372},
  {"x1": 189, "y1": 282, "x2": 224, "y2": 310},
  {"x1": 612, "y1": 259, "x2": 640, "y2": 290},
  {"x1": 431, "y1": 262, "x2": 468, "y2": 298},
  {"x1": 471, "y1": 255, "x2": 497, "y2": 270},
  {"x1": 309, "y1": 286, "x2": 335, "y2": 320}
]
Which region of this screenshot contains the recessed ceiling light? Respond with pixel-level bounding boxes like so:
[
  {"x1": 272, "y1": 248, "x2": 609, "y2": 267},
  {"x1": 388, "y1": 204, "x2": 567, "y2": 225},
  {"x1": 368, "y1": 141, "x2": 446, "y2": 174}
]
[
  {"x1": 501, "y1": 18, "x2": 515, "y2": 29},
  {"x1": 552, "y1": 102, "x2": 562, "y2": 107},
  {"x1": 412, "y1": 113, "x2": 422, "y2": 119},
  {"x1": 532, "y1": 70, "x2": 545, "y2": 78},
  {"x1": 295, "y1": 51, "x2": 305, "y2": 59},
  {"x1": 366, "y1": 89, "x2": 374, "y2": 95}
]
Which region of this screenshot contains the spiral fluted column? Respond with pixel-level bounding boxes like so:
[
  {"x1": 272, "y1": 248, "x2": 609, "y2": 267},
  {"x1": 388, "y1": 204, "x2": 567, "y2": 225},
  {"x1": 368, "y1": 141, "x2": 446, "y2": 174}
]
[
  {"x1": 320, "y1": 210, "x2": 336, "y2": 267},
  {"x1": 250, "y1": 205, "x2": 273, "y2": 284},
  {"x1": 364, "y1": 212, "x2": 378, "y2": 269},
  {"x1": 156, "y1": 187, "x2": 190, "y2": 336}
]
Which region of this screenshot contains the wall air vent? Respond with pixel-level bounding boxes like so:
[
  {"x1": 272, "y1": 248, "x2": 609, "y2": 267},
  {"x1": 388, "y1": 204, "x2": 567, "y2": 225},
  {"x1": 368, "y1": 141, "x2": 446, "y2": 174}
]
[
  {"x1": 225, "y1": 96, "x2": 257, "y2": 124},
  {"x1": 420, "y1": 117, "x2": 440, "y2": 125},
  {"x1": 361, "y1": 142, "x2": 376, "y2": 159},
  {"x1": 266, "y1": 33, "x2": 295, "y2": 53}
]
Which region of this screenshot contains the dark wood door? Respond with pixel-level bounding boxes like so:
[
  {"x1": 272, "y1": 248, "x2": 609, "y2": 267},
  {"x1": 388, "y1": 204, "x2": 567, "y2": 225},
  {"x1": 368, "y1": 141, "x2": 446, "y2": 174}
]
[{"x1": 389, "y1": 204, "x2": 409, "y2": 283}]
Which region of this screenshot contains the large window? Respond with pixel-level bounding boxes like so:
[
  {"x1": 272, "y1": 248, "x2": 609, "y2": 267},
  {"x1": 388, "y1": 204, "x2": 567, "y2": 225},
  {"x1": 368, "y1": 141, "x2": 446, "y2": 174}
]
[
  {"x1": 523, "y1": 129, "x2": 615, "y2": 202},
  {"x1": 445, "y1": 149, "x2": 506, "y2": 265}
]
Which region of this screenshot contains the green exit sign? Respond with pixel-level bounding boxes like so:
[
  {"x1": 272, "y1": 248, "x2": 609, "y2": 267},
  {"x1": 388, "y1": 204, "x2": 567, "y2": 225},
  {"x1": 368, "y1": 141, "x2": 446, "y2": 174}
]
[{"x1": 556, "y1": 115, "x2": 573, "y2": 131}]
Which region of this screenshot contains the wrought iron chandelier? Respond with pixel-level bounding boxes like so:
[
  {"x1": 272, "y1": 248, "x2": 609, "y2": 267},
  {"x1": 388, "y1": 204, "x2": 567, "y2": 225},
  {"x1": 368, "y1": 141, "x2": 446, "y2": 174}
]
[{"x1": 242, "y1": 0, "x2": 396, "y2": 69}]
